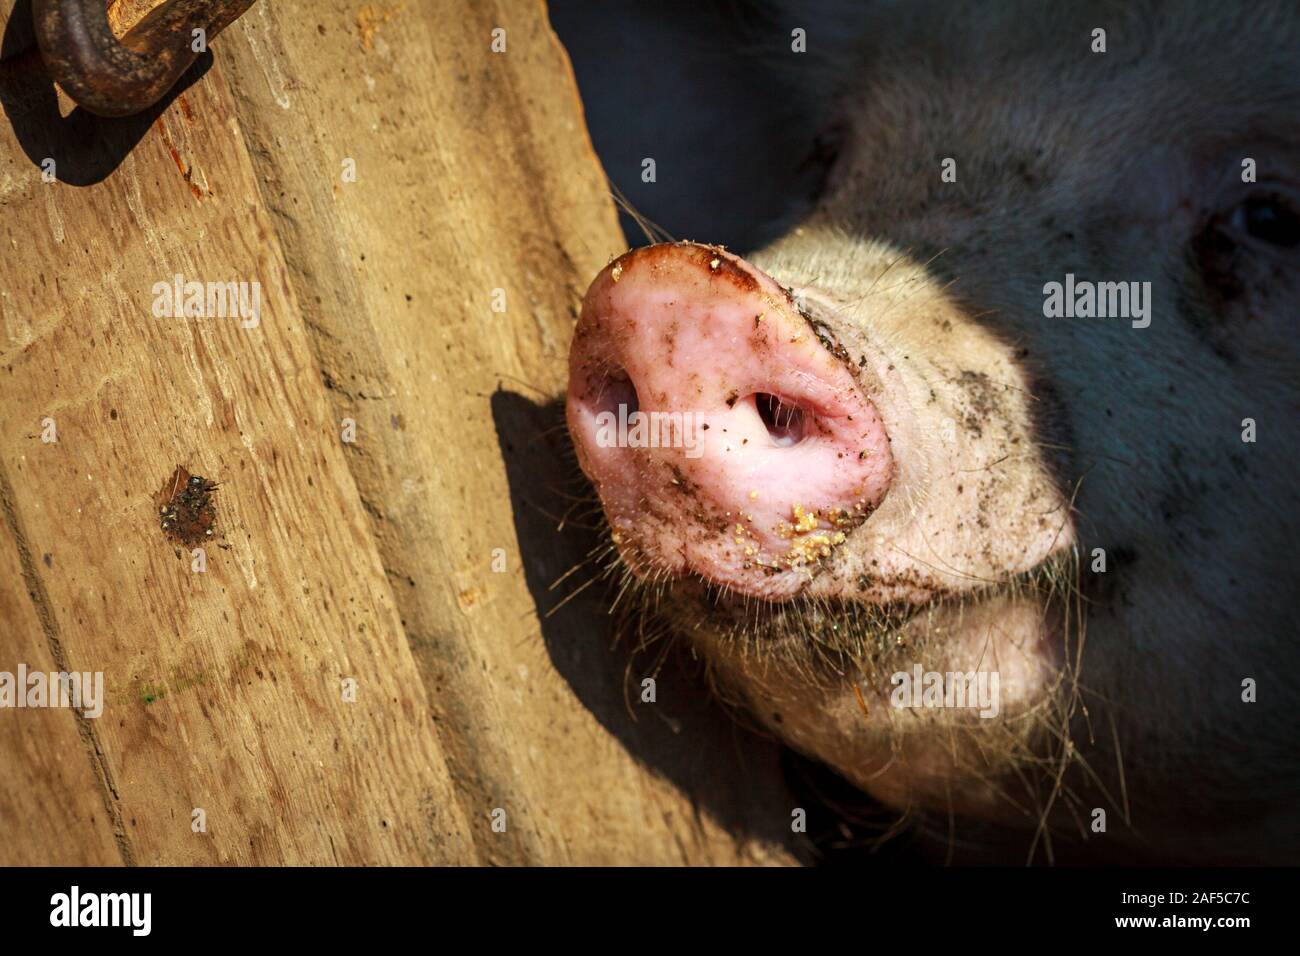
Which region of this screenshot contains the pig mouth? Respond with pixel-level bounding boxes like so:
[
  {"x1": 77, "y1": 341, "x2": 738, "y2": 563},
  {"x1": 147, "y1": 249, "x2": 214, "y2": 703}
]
[{"x1": 678, "y1": 549, "x2": 1075, "y2": 653}]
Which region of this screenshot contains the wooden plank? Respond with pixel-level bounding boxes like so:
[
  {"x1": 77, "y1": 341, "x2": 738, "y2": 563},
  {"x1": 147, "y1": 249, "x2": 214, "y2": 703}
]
[
  {"x1": 0, "y1": 515, "x2": 122, "y2": 865},
  {"x1": 215, "y1": 0, "x2": 800, "y2": 864},
  {"x1": 0, "y1": 26, "x2": 472, "y2": 863}
]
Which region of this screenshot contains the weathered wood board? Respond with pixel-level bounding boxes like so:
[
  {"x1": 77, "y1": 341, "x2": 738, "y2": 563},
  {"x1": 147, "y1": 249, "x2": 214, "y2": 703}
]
[{"x1": 0, "y1": 0, "x2": 800, "y2": 865}]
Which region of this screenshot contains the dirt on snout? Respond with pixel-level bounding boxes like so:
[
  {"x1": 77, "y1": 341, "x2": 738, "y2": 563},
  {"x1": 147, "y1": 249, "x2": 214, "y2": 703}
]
[{"x1": 157, "y1": 465, "x2": 219, "y2": 548}]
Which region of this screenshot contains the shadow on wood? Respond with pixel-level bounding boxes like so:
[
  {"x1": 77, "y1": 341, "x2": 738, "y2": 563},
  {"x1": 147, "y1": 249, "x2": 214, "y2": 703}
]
[{"x1": 492, "y1": 388, "x2": 808, "y2": 860}]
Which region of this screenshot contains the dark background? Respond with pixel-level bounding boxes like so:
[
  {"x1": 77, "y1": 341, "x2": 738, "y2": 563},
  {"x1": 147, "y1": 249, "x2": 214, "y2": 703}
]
[{"x1": 550, "y1": 0, "x2": 827, "y2": 254}]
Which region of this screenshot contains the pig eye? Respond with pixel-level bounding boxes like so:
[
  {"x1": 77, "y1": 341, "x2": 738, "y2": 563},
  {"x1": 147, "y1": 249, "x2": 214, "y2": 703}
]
[
  {"x1": 1224, "y1": 195, "x2": 1300, "y2": 249},
  {"x1": 1193, "y1": 189, "x2": 1300, "y2": 335}
]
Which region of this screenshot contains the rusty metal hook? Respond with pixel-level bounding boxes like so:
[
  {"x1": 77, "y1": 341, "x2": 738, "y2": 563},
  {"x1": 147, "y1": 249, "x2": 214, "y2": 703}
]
[{"x1": 33, "y1": 0, "x2": 255, "y2": 117}]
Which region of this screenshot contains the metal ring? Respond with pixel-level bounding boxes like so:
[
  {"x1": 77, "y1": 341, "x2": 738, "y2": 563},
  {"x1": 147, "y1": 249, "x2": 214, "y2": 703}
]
[{"x1": 33, "y1": 0, "x2": 255, "y2": 117}]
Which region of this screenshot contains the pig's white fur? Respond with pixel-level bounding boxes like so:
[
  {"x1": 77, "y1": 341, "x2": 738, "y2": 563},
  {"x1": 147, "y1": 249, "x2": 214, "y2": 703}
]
[{"x1": 658, "y1": 1, "x2": 1300, "y2": 862}]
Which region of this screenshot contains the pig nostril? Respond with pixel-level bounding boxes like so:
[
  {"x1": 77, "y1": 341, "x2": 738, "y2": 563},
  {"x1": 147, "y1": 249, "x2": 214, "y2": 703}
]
[
  {"x1": 592, "y1": 369, "x2": 639, "y2": 419},
  {"x1": 754, "y1": 392, "x2": 806, "y2": 447}
]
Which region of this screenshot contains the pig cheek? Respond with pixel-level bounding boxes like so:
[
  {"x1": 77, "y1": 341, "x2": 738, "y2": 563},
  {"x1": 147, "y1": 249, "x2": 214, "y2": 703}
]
[{"x1": 756, "y1": 598, "x2": 1061, "y2": 818}]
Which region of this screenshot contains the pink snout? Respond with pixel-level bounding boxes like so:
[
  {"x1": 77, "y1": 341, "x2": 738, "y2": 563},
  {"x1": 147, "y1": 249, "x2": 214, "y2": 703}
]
[{"x1": 566, "y1": 243, "x2": 893, "y2": 601}]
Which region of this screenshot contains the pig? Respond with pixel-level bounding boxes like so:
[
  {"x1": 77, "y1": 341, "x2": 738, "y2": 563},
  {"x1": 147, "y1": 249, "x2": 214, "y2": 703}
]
[{"x1": 562, "y1": 0, "x2": 1300, "y2": 863}]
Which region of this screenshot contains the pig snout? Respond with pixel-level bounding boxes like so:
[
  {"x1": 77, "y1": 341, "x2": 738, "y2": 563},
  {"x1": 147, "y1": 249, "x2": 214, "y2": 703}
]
[{"x1": 566, "y1": 242, "x2": 893, "y2": 600}]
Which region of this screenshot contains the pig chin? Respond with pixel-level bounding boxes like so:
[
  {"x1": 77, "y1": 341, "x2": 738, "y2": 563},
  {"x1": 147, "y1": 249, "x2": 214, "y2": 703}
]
[
  {"x1": 670, "y1": 582, "x2": 1075, "y2": 821},
  {"x1": 567, "y1": 241, "x2": 1080, "y2": 820}
]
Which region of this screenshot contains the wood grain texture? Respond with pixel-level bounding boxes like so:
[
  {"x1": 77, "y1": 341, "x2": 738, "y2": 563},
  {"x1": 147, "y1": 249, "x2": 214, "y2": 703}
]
[
  {"x1": 0, "y1": 510, "x2": 122, "y2": 865},
  {"x1": 0, "y1": 0, "x2": 802, "y2": 865},
  {"x1": 0, "y1": 25, "x2": 472, "y2": 864}
]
